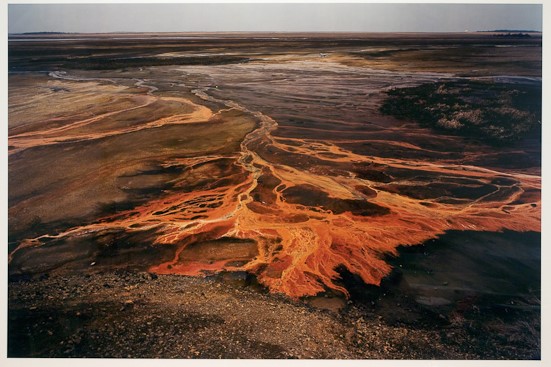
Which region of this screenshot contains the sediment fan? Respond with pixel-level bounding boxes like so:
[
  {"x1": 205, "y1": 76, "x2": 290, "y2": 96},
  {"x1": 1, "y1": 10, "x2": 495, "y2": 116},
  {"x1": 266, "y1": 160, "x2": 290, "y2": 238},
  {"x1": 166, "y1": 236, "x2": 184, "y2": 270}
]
[{"x1": 9, "y1": 67, "x2": 540, "y2": 298}]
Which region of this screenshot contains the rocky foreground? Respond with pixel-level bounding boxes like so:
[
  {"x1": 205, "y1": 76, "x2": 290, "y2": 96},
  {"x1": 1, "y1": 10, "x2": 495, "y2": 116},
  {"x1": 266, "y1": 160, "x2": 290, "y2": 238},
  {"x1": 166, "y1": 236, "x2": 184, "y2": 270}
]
[{"x1": 8, "y1": 270, "x2": 539, "y2": 359}]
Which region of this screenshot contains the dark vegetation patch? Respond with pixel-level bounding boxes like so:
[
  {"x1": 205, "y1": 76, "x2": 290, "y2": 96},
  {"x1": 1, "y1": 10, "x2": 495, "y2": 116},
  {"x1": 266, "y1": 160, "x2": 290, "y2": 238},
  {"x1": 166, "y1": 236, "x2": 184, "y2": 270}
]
[
  {"x1": 380, "y1": 80, "x2": 541, "y2": 145},
  {"x1": 493, "y1": 32, "x2": 534, "y2": 38}
]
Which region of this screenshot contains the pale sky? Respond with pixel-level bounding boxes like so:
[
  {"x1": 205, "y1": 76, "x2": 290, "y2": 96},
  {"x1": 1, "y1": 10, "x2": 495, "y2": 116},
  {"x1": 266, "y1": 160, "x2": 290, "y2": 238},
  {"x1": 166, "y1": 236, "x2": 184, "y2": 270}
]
[{"x1": 7, "y1": 3, "x2": 543, "y2": 34}]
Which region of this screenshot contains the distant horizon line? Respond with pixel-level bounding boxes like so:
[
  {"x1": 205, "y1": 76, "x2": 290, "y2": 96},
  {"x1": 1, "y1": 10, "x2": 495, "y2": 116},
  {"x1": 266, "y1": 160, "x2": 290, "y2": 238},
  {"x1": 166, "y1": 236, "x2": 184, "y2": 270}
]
[{"x1": 8, "y1": 29, "x2": 543, "y2": 36}]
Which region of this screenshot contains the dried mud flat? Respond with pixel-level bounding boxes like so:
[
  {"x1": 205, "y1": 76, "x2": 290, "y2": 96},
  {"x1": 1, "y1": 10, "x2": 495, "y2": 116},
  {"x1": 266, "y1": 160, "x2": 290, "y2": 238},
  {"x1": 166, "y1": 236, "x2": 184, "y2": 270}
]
[{"x1": 8, "y1": 32, "x2": 541, "y2": 359}]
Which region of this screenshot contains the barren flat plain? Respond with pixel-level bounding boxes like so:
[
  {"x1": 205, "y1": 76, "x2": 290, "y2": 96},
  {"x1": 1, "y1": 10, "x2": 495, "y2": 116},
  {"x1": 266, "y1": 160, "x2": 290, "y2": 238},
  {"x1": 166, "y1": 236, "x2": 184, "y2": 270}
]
[{"x1": 8, "y1": 32, "x2": 541, "y2": 358}]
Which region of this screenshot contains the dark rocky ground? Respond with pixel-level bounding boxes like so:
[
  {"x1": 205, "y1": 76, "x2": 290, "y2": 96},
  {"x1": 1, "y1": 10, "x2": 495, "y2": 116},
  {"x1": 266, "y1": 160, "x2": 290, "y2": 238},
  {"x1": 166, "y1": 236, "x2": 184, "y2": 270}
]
[{"x1": 8, "y1": 266, "x2": 540, "y2": 359}]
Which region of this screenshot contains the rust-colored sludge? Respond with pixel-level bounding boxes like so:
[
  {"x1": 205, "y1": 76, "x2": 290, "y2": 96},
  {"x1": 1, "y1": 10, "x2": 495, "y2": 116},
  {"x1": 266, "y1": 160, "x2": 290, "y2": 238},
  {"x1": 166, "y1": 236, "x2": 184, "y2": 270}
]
[{"x1": 8, "y1": 65, "x2": 540, "y2": 299}]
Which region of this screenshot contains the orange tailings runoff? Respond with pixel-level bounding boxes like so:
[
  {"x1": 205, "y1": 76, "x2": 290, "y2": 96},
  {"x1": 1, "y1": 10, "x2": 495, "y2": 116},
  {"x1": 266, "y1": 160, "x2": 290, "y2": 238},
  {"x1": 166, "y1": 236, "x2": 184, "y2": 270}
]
[
  {"x1": 151, "y1": 89, "x2": 540, "y2": 298},
  {"x1": 9, "y1": 81, "x2": 541, "y2": 300}
]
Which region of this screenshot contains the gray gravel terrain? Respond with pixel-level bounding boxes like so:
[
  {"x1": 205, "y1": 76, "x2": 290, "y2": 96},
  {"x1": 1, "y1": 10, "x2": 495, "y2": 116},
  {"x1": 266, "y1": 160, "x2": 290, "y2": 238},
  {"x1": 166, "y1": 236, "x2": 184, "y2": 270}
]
[{"x1": 8, "y1": 270, "x2": 539, "y2": 359}]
